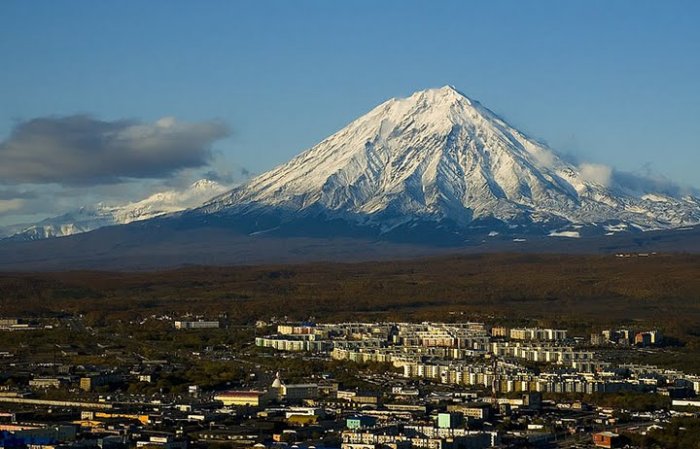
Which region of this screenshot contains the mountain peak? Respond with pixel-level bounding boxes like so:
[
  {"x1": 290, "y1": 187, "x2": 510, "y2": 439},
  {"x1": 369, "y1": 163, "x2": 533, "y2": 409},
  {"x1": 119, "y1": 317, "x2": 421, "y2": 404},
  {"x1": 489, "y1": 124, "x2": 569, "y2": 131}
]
[
  {"x1": 359, "y1": 85, "x2": 489, "y2": 140},
  {"x1": 411, "y1": 85, "x2": 474, "y2": 105},
  {"x1": 435, "y1": 84, "x2": 465, "y2": 96},
  {"x1": 405, "y1": 84, "x2": 472, "y2": 106},
  {"x1": 190, "y1": 179, "x2": 218, "y2": 191}
]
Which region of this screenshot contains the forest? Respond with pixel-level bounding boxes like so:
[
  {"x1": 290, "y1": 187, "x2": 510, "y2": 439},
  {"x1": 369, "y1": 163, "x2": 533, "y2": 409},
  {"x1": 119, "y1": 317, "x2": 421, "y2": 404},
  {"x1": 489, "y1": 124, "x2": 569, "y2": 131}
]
[{"x1": 1, "y1": 253, "x2": 699, "y2": 327}]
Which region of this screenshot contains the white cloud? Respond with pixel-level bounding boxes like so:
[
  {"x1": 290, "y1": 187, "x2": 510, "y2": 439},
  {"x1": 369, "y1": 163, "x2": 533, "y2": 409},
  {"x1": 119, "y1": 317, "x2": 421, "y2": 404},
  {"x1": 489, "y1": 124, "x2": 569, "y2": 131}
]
[
  {"x1": 0, "y1": 199, "x2": 24, "y2": 213},
  {"x1": 579, "y1": 162, "x2": 613, "y2": 187},
  {"x1": 0, "y1": 115, "x2": 230, "y2": 186}
]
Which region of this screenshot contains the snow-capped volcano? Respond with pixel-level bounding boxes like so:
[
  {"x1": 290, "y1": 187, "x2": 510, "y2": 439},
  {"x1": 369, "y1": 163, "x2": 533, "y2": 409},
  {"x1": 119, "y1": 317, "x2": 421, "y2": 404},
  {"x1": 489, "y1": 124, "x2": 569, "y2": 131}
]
[
  {"x1": 5, "y1": 179, "x2": 231, "y2": 240},
  {"x1": 0, "y1": 86, "x2": 698, "y2": 270},
  {"x1": 197, "y1": 86, "x2": 700, "y2": 240}
]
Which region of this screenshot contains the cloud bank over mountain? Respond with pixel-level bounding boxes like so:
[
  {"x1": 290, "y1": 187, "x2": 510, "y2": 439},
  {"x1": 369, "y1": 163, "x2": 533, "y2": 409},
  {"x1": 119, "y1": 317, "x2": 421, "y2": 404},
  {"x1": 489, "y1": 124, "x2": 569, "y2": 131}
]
[
  {"x1": 0, "y1": 115, "x2": 229, "y2": 186},
  {"x1": 0, "y1": 115, "x2": 233, "y2": 226}
]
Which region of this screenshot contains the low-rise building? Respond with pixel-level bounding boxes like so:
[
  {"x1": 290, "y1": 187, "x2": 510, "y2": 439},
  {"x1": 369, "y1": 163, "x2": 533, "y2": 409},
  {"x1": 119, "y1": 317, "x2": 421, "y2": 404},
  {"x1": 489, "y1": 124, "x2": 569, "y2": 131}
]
[
  {"x1": 80, "y1": 373, "x2": 121, "y2": 392},
  {"x1": 283, "y1": 384, "x2": 319, "y2": 401},
  {"x1": 214, "y1": 390, "x2": 270, "y2": 407},
  {"x1": 28, "y1": 378, "x2": 64, "y2": 389},
  {"x1": 593, "y1": 431, "x2": 621, "y2": 448},
  {"x1": 347, "y1": 415, "x2": 378, "y2": 430},
  {"x1": 174, "y1": 320, "x2": 219, "y2": 330}
]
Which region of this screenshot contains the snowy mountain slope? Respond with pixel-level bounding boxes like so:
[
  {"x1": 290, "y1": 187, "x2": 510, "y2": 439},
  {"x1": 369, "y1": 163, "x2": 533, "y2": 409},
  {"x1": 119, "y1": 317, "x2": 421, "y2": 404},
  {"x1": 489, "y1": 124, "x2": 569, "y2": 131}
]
[
  {"x1": 197, "y1": 86, "x2": 700, "y2": 238},
  {"x1": 6, "y1": 179, "x2": 230, "y2": 241}
]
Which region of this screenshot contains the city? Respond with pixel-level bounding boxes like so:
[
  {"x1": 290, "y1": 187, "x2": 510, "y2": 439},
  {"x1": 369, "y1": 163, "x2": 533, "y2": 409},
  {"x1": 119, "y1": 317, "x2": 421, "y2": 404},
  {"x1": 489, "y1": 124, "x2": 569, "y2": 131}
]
[{"x1": 1, "y1": 314, "x2": 699, "y2": 448}]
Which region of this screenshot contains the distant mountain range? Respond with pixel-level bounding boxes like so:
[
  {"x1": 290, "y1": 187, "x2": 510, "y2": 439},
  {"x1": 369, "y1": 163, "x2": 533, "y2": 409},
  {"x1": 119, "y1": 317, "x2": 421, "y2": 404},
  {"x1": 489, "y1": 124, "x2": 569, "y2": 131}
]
[
  {"x1": 0, "y1": 86, "x2": 698, "y2": 270},
  {"x1": 0, "y1": 179, "x2": 229, "y2": 241}
]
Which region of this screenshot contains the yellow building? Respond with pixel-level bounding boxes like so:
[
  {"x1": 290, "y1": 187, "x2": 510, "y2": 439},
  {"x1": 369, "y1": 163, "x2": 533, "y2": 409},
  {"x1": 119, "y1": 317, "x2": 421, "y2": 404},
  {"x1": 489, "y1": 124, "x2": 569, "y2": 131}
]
[{"x1": 214, "y1": 391, "x2": 269, "y2": 407}]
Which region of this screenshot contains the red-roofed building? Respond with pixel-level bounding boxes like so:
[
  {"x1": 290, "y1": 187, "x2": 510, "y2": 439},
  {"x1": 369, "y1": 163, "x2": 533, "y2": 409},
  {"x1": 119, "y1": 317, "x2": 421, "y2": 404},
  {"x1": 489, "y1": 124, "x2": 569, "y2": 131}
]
[{"x1": 593, "y1": 431, "x2": 621, "y2": 448}]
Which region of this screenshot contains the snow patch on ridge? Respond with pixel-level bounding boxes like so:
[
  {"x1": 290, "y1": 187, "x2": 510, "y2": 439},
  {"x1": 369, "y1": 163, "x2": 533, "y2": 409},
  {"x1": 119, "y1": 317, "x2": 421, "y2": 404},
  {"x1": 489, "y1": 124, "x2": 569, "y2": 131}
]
[{"x1": 549, "y1": 230, "x2": 581, "y2": 238}]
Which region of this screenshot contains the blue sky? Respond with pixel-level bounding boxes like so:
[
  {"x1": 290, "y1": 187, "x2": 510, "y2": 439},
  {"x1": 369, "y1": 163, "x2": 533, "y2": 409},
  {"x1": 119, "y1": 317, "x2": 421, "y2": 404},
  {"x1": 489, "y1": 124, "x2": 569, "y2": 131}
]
[{"x1": 0, "y1": 0, "x2": 698, "y2": 225}]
